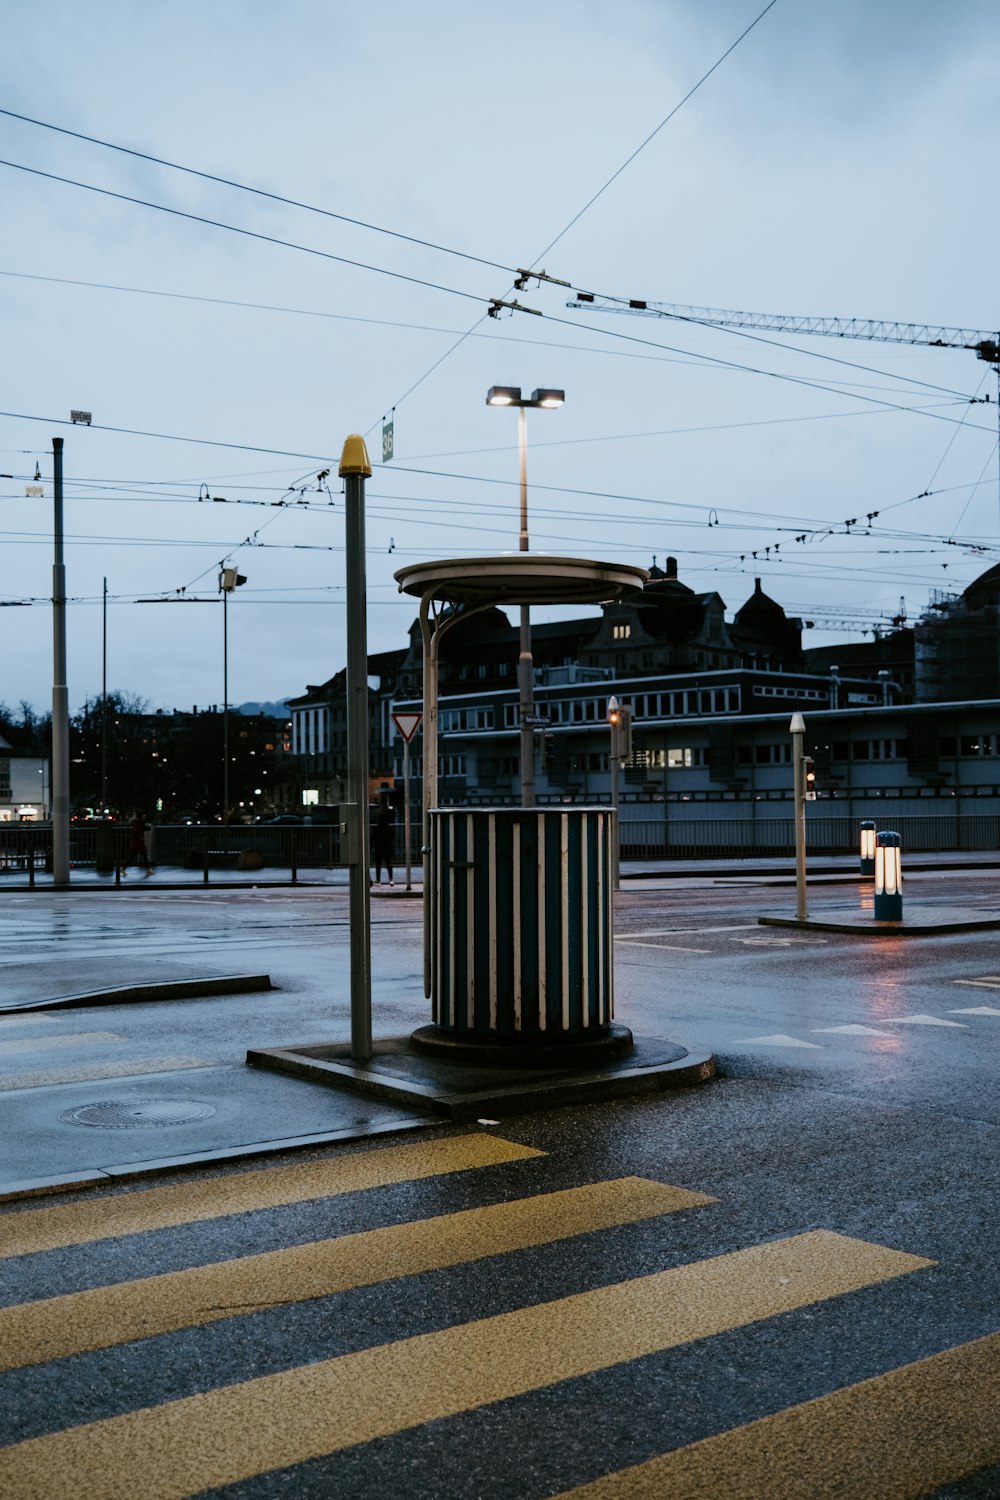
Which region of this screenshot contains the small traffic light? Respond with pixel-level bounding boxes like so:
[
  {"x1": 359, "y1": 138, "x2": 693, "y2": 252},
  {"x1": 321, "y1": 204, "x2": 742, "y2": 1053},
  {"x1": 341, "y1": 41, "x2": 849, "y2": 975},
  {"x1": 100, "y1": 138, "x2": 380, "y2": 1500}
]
[
  {"x1": 219, "y1": 568, "x2": 247, "y2": 592},
  {"x1": 803, "y1": 757, "x2": 817, "y2": 800}
]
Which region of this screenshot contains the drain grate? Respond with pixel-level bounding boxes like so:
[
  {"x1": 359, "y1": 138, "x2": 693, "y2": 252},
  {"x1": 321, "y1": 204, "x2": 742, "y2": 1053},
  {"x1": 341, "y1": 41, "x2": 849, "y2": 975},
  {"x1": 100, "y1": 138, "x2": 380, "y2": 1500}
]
[{"x1": 60, "y1": 1097, "x2": 217, "y2": 1130}]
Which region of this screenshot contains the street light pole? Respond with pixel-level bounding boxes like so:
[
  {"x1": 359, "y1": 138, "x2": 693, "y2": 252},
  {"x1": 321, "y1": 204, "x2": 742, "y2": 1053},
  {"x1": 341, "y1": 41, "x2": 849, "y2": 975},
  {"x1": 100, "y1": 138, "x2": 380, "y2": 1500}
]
[
  {"x1": 487, "y1": 386, "x2": 565, "y2": 808},
  {"x1": 516, "y1": 403, "x2": 535, "y2": 807},
  {"x1": 51, "y1": 437, "x2": 70, "y2": 885},
  {"x1": 790, "y1": 712, "x2": 807, "y2": 920}
]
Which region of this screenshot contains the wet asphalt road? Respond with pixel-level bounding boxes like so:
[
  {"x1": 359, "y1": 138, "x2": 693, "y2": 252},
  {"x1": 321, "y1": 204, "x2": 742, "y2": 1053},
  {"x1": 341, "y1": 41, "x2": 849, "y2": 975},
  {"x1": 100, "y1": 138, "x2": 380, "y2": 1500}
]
[{"x1": 0, "y1": 872, "x2": 998, "y2": 1496}]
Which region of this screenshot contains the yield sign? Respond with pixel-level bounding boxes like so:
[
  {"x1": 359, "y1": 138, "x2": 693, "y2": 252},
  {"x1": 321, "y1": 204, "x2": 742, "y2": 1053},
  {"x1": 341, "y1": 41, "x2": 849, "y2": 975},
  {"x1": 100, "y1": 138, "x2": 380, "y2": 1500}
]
[{"x1": 392, "y1": 711, "x2": 422, "y2": 743}]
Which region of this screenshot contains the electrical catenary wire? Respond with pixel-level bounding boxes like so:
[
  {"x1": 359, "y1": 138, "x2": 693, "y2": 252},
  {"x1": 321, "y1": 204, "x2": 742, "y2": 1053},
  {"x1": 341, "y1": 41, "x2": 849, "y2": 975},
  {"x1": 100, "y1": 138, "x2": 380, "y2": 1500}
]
[
  {"x1": 0, "y1": 159, "x2": 492, "y2": 309},
  {"x1": 0, "y1": 107, "x2": 516, "y2": 276},
  {"x1": 527, "y1": 0, "x2": 780, "y2": 266}
]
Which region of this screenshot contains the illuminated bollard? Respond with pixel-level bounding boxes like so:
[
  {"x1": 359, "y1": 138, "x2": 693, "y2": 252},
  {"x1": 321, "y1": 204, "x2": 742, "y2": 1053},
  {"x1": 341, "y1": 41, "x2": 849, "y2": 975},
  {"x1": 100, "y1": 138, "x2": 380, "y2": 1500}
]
[
  {"x1": 874, "y1": 831, "x2": 902, "y2": 921},
  {"x1": 859, "y1": 820, "x2": 876, "y2": 878}
]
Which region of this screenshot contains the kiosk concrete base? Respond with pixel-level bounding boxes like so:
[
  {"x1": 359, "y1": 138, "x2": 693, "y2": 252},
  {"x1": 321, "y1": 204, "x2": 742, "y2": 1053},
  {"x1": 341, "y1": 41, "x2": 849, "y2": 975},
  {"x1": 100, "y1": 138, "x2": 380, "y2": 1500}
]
[
  {"x1": 247, "y1": 1033, "x2": 716, "y2": 1122},
  {"x1": 409, "y1": 1021, "x2": 635, "y2": 1070}
]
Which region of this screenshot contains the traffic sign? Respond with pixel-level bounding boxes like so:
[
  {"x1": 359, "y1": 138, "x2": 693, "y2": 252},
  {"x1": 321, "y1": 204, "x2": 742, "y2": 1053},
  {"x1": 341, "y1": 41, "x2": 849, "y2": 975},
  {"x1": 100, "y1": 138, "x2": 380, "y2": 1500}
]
[{"x1": 392, "y1": 711, "x2": 422, "y2": 742}]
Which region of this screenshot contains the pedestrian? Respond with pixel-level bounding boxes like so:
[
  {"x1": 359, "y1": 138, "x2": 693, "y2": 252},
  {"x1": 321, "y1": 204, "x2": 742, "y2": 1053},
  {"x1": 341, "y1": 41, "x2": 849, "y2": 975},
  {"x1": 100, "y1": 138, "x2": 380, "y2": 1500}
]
[
  {"x1": 372, "y1": 803, "x2": 395, "y2": 888},
  {"x1": 128, "y1": 811, "x2": 152, "y2": 875}
]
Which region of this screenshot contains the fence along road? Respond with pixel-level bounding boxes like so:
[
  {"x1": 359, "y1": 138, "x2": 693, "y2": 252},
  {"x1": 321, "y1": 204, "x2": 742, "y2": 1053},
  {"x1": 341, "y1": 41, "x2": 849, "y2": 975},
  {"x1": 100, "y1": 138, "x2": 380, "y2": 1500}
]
[{"x1": 1, "y1": 1127, "x2": 997, "y2": 1498}]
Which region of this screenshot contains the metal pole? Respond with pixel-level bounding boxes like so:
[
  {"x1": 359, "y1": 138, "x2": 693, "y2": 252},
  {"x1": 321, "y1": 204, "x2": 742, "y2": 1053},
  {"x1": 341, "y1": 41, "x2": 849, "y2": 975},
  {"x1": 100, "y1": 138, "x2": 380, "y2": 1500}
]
[
  {"x1": 403, "y1": 734, "x2": 412, "y2": 892},
  {"x1": 790, "y1": 714, "x2": 807, "y2": 920},
  {"x1": 420, "y1": 591, "x2": 436, "y2": 999},
  {"x1": 51, "y1": 437, "x2": 70, "y2": 885},
  {"x1": 222, "y1": 587, "x2": 229, "y2": 825},
  {"x1": 101, "y1": 576, "x2": 108, "y2": 813},
  {"x1": 517, "y1": 405, "x2": 536, "y2": 807},
  {"x1": 608, "y1": 697, "x2": 620, "y2": 891},
  {"x1": 341, "y1": 435, "x2": 373, "y2": 1060}
]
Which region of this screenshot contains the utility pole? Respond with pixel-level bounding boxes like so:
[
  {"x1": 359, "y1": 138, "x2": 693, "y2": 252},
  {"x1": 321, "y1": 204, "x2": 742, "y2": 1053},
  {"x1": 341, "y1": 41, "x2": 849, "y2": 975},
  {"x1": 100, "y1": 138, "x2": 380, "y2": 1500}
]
[
  {"x1": 51, "y1": 437, "x2": 70, "y2": 885},
  {"x1": 101, "y1": 576, "x2": 108, "y2": 813}
]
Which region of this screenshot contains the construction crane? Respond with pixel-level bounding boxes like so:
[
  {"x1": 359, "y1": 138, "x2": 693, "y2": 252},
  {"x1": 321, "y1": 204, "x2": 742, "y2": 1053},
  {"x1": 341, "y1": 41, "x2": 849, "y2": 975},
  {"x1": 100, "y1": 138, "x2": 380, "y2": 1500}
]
[{"x1": 567, "y1": 293, "x2": 1000, "y2": 366}]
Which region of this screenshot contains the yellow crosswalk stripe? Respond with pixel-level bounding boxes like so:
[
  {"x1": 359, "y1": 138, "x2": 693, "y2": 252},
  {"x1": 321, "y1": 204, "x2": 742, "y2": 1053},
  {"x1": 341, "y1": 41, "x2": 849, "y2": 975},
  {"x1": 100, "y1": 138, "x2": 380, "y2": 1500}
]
[
  {"x1": 550, "y1": 1328, "x2": 1000, "y2": 1499},
  {"x1": 0, "y1": 1230, "x2": 931, "y2": 1500},
  {"x1": 0, "y1": 1177, "x2": 713, "y2": 1372},
  {"x1": 0, "y1": 1132, "x2": 543, "y2": 1258}
]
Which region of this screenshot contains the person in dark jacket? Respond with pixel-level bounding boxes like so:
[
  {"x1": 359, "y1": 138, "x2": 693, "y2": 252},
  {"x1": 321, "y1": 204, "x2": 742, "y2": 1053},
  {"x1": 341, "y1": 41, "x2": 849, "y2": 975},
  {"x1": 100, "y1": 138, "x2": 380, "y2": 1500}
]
[
  {"x1": 372, "y1": 804, "x2": 394, "y2": 887},
  {"x1": 128, "y1": 811, "x2": 152, "y2": 874}
]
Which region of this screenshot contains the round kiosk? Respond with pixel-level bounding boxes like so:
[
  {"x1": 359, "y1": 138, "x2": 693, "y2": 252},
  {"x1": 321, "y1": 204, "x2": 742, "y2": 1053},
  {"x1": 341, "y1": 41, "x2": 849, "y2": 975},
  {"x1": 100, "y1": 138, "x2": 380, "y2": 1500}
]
[{"x1": 395, "y1": 555, "x2": 648, "y2": 1067}]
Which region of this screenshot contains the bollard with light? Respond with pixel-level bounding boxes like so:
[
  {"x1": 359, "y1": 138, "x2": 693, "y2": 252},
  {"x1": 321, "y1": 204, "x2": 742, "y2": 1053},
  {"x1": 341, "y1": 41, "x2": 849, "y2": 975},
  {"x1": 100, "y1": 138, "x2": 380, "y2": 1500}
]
[
  {"x1": 859, "y1": 820, "x2": 876, "y2": 877},
  {"x1": 874, "y1": 830, "x2": 902, "y2": 921}
]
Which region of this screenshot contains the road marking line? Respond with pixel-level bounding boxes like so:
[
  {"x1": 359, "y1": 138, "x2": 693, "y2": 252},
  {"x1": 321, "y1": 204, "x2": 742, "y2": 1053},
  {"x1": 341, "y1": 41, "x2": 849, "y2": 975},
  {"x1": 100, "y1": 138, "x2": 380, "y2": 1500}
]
[
  {"x1": 731, "y1": 1034, "x2": 824, "y2": 1049},
  {"x1": 0, "y1": 1133, "x2": 543, "y2": 1259},
  {"x1": 616, "y1": 940, "x2": 711, "y2": 954},
  {"x1": 550, "y1": 1329, "x2": 1000, "y2": 1499},
  {"x1": 614, "y1": 925, "x2": 758, "y2": 937},
  {"x1": 0, "y1": 1057, "x2": 212, "y2": 1094},
  {"x1": 0, "y1": 1031, "x2": 122, "y2": 1057},
  {"x1": 811, "y1": 1025, "x2": 894, "y2": 1037},
  {"x1": 0, "y1": 1178, "x2": 714, "y2": 1372},
  {"x1": 0, "y1": 1231, "x2": 931, "y2": 1500},
  {"x1": 882, "y1": 1014, "x2": 968, "y2": 1027},
  {"x1": 949, "y1": 1006, "x2": 1000, "y2": 1016},
  {"x1": 953, "y1": 977, "x2": 1000, "y2": 990},
  {"x1": 0, "y1": 1014, "x2": 58, "y2": 1026}
]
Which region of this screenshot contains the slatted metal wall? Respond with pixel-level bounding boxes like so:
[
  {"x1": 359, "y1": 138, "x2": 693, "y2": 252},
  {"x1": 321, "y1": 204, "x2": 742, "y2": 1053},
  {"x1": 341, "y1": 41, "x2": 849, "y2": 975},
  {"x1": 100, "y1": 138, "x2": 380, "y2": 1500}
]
[{"x1": 429, "y1": 808, "x2": 614, "y2": 1040}]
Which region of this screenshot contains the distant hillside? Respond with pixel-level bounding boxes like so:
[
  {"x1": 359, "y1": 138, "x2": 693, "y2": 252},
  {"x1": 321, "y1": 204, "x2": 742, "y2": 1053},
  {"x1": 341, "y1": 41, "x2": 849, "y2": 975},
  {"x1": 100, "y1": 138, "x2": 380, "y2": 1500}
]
[{"x1": 237, "y1": 701, "x2": 290, "y2": 718}]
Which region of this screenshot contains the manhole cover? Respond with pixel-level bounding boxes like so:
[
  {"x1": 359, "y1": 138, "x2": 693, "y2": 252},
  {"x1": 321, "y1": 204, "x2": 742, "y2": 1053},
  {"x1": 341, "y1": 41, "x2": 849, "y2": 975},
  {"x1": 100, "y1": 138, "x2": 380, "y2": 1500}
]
[{"x1": 60, "y1": 1097, "x2": 217, "y2": 1130}]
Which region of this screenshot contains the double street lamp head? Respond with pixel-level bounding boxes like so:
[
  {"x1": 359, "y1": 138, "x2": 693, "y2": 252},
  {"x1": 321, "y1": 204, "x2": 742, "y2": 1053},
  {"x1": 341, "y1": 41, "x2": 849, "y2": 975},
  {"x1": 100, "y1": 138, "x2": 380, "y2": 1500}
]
[{"x1": 486, "y1": 386, "x2": 565, "y2": 409}]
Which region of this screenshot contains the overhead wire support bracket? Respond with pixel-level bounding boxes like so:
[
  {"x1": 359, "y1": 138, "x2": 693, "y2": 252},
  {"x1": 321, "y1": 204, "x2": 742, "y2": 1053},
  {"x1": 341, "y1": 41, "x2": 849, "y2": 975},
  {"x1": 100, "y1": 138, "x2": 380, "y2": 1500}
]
[
  {"x1": 488, "y1": 297, "x2": 542, "y2": 319},
  {"x1": 513, "y1": 268, "x2": 572, "y2": 291}
]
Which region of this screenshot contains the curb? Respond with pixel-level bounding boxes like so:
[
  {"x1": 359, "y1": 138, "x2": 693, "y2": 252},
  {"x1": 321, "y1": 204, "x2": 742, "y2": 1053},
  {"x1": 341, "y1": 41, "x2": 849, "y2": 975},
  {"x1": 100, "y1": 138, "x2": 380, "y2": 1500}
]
[
  {"x1": 0, "y1": 1115, "x2": 433, "y2": 1204},
  {"x1": 758, "y1": 914, "x2": 1000, "y2": 937},
  {"x1": 0, "y1": 974, "x2": 273, "y2": 1016}
]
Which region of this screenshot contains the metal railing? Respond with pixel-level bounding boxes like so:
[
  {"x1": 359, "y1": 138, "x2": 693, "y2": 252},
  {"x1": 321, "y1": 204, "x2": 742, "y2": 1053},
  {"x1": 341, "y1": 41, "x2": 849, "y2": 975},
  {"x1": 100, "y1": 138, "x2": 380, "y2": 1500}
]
[
  {"x1": 617, "y1": 812, "x2": 1000, "y2": 859},
  {"x1": 0, "y1": 811, "x2": 995, "y2": 881}
]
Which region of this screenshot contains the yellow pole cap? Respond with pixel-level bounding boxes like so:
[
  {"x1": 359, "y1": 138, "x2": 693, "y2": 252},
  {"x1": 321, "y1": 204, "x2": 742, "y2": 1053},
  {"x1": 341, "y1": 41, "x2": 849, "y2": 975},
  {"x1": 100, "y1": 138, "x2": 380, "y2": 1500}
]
[{"x1": 339, "y1": 434, "x2": 372, "y2": 478}]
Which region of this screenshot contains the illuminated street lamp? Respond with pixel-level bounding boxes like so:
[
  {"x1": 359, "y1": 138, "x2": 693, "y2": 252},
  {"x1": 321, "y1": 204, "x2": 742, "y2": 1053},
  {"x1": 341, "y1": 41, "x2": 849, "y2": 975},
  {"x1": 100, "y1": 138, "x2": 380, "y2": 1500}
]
[
  {"x1": 486, "y1": 385, "x2": 565, "y2": 806},
  {"x1": 859, "y1": 820, "x2": 876, "y2": 877}
]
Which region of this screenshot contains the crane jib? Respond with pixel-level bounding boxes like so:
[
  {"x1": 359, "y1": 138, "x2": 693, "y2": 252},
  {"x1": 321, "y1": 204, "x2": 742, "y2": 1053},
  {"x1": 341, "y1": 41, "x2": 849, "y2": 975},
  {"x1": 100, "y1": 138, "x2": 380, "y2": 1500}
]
[{"x1": 568, "y1": 294, "x2": 999, "y2": 361}]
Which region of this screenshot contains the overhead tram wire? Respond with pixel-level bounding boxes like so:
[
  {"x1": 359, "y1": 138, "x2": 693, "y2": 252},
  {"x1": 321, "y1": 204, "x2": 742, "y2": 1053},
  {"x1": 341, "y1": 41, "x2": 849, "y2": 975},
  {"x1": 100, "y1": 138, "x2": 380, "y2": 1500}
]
[
  {"x1": 4, "y1": 409, "x2": 995, "y2": 545},
  {"x1": 362, "y1": 1, "x2": 781, "y2": 436},
  {"x1": 0, "y1": 107, "x2": 515, "y2": 277},
  {"x1": 0, "y1": 160, "x2": 493, "y2": 310},
  {"x1": 519, "y1": 309, "x2": 997, "y2": 436},
  {"x1": 0, "y1": 270, "x2": 760, "y2": 375}
]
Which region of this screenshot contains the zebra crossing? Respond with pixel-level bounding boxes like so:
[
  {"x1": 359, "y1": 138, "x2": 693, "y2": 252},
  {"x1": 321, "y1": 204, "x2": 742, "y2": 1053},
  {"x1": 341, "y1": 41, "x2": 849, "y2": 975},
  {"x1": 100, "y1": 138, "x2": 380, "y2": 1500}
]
[{"x1": 0, "y1": 1129, "x2": 997, "y2": 1498}]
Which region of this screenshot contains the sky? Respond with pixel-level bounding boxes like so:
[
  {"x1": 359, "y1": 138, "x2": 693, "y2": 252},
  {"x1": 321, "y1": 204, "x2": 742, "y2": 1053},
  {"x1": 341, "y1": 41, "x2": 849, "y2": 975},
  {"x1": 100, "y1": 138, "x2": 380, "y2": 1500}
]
[{"x1": 3, "y1": 0, "x2": 999, "y2": 716}]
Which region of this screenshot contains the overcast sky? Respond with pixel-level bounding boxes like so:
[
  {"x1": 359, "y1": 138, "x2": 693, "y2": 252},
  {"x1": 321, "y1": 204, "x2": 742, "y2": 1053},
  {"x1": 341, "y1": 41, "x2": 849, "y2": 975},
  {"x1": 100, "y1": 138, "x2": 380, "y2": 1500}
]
[{"x1": 3, "y1": 0, "x2": 999, "y2": 715}]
